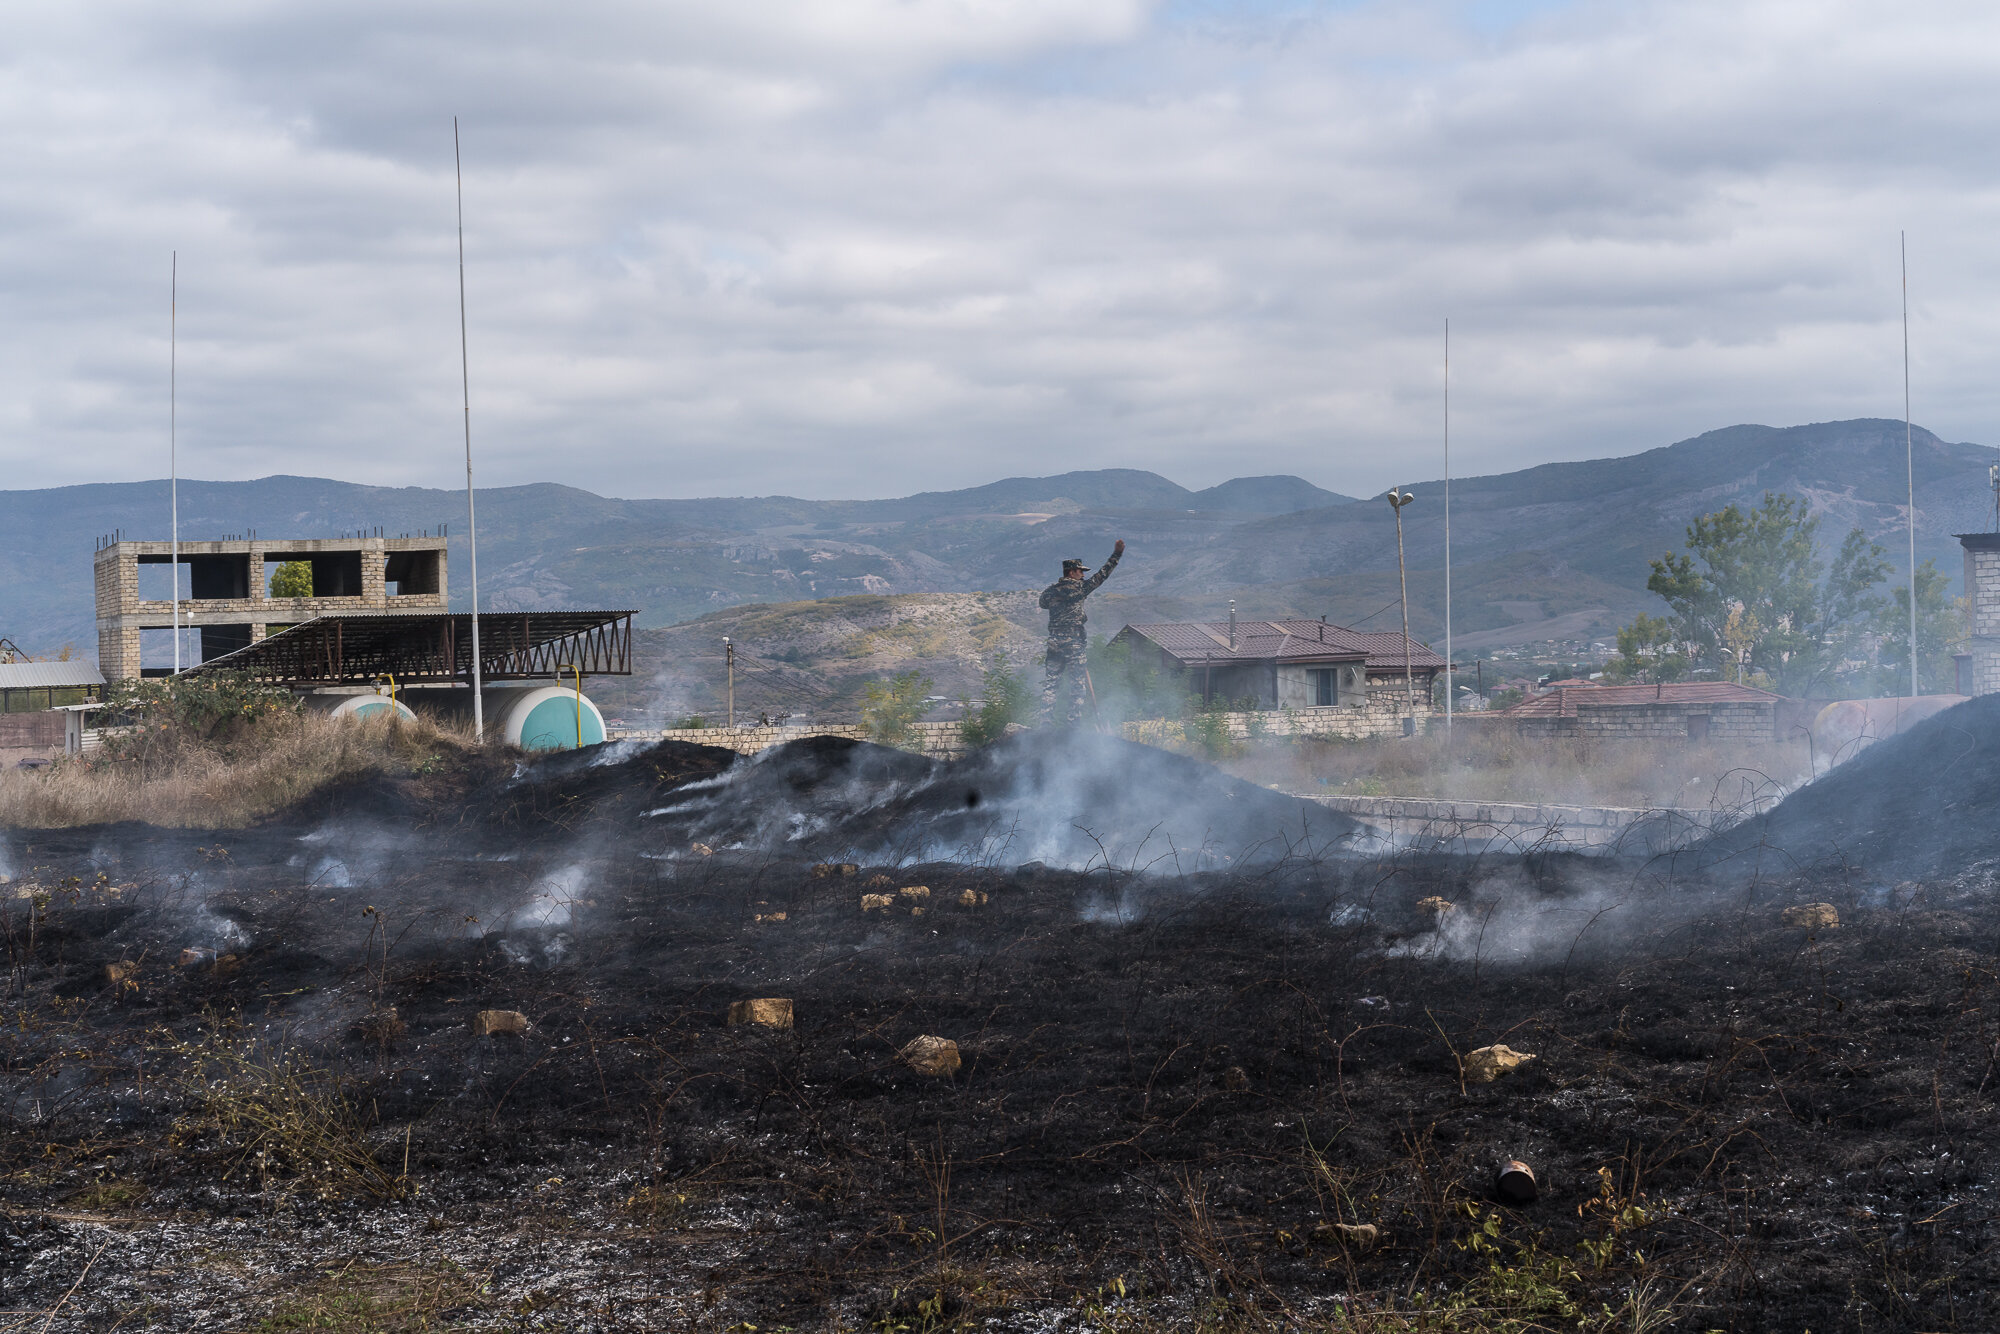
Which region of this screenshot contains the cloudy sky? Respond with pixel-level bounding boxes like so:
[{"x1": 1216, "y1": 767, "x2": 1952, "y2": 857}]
[{"x1": 2, "y1": 0, "x2": 1997, "y2": 500}]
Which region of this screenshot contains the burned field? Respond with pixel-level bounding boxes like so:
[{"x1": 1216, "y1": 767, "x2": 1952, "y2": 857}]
[{"x1": 5, "y1": 723, "x2": 2000, "y2": 1331}]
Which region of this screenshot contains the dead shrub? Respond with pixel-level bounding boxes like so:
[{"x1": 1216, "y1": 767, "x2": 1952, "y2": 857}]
[
  {"x1": 0, "y1": 706, "x2": 479, "y2": 829},
  {"x1": 170, "y1": 1024, "x2": 409, "y2": 1202}
]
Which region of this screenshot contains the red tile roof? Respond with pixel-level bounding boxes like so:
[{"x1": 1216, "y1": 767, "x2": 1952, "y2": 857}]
[
  {"x1": 1500, "y1": 681, "x2": 1783, "y2": 718},
  {"x1": 1116, "y1": 619, "x2": 1448, "y2": 672}
]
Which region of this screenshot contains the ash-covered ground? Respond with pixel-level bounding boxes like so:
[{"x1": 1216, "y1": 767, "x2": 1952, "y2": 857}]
[{"x1": 3, "y1": 721, "x2": 1999, "y2": 1331}]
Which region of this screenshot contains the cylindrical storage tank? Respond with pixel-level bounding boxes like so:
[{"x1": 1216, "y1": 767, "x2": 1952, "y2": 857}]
[
  {"x1": 485, "y1": 685, "x2": 606, "y2": 751},
  {"x1": 306, "y1": 692, "x2": 419, "y2": 723}
]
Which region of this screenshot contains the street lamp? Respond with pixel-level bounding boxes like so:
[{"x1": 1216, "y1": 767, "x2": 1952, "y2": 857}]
[{"x1": 1386, "y1": 488, "x2": 1417, "y2": 712}]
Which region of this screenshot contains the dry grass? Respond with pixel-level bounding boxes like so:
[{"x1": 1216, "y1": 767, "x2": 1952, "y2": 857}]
[
  {"x1": 1227, "y1": 727, "x2": 1810, "y2": 811},
  {"x1": 0, "y1": 710, "x2": 478, "y2": 829}
]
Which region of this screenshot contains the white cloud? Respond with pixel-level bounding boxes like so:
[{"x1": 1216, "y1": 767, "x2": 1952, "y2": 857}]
[{"x1": 1, "y1": 0, "x2": 1998, "y2": 500}]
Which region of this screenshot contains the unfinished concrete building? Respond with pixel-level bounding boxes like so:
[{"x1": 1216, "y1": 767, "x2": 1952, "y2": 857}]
[{"x1": 93, "y1": 535, "x2": 446, "y2": 680}]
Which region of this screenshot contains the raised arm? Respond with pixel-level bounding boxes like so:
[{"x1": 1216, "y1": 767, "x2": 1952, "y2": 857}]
[{"x1": 1082, "y1": 539, "x2": 1125, "y2": 595}]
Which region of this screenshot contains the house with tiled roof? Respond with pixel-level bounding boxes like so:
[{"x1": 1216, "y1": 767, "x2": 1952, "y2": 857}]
[
  {"x1": 1497, "y1": 680, "x2": 1784, "y2": 742},
  {"x1": 1110, "y1": 616, "x2": 1445, "y2": 714}
]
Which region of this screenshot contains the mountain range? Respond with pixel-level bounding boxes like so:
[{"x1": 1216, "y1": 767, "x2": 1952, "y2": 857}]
[{"x1": 1, "y1": 418, "x2": 1993, "y2": 674}]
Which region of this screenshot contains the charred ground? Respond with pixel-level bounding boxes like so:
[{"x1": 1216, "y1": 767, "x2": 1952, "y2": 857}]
[{"x1": 3, "y1": 723, "x2": 1998, "y2": 1331}]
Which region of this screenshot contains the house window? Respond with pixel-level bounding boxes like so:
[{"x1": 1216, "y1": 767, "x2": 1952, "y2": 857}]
[{"x1": 1311, "y1": 668, "x2": 1338, "y2": 706}]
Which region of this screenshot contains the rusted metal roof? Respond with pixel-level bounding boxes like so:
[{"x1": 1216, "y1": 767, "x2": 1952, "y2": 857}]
[
  {"x1": 1501, "y1": 681, "x2": 1782, "y2": 718},
  {"x1": 1117, "y1": 620, "x2": 1446, "y2": 672},
  {"x1": 0, "y1": 661, "x2": 104, "y2": 690}
]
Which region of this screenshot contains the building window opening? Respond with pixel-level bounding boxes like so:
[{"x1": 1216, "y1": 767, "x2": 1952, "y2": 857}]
[
  {"x1": 137, "y1": 558, "x2": 191, "y2": 604},
  {"x1": 1311, "y1": 668, "x2": 1338, "y2": 706},
  {"x1": 268, "y1": 559, "x2": 314, "y2": 598},
  {"x1": 385, "y1": 550, "x2": 441, "y2": 597}
]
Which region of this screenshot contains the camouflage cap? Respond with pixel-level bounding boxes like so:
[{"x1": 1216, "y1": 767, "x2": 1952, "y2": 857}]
[{"x1": 1062, "y1": 557, "x2": 1091, "y2": 573}]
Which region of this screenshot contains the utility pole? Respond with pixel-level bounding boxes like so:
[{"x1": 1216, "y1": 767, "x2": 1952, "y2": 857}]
[
  {"x1": 1902, "y1": 231, "x2": 1918, "y2": 699},
  {"x1": 170, "y1": 252, "x2": 180, "y2": 674},
  {"x1": 1386, "y1": 488, "x2": 1417, "y2": 710},
  {"x1": 456, "y1": 118, "x2": 485, "y2": 741},
  {"x1": 1443, "y1": 318, "x2": 1451, "y2": 732},
  {"x1": 725, "y1": 637, "x2": 735, "y2": 729}
]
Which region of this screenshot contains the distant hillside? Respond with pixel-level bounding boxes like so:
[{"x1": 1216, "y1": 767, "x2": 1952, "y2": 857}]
[
  {"x1": 587, "y1": 592, "x2": 1049, "y2": 726},
  {"x1": 1, "y1": 419, "x2": 1992, "y2": 676}
]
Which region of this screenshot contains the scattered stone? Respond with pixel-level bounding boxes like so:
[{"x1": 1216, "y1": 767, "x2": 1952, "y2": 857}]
[
  {"x1": 1496, "y1": 1159, "x2": 1538, "y2": 1205},
  {"x1": 476, "y1": 1009, "x2": 531, "y2": 1037},
  {"x1": 1464, "y1": 1044, "x2": 1536, "y2": 1084},
  {"x1": 1310, "y1": 1221, "x2": 1380, "y2": 1252},
  {"x1": 897, "y1": 1035, "x2": 961, "y2": 1076},
  {"x1": 728, "y1": 998, "x2": 794, "y2": 1029},
  {"x1": 861, "y1": 893, "x2": 894, "y2": 912},
  {"x1": 754, "y1": 911, "x2": 788, "y2": 923},
  {"x1": 867, "y1": 874, "x2": 895, "y2": 888},
  {"x1": 910, "y1": 906, "x2": 925, "y2": 917},
  {"x1": 213, "y1": 953, "x2": 241, "y2": 978},
  {"x1": 1221, "y1": 1065, "x2": 1251, "y2": 1092},
  {"x1": 177, "y1": 947, "x2": 214, "y2": 967},
  {"x1": 957, "y1": 889, "x2": 989, "y2": 907},
  {"x1": 813, "y1": 863, "x2": 861, "y2": 879},
  {"x1": 690, "y1": 842, "x2": 715, "y2": 857},
  {"x1": 1783, "y1": 903, "x2": 1840, "y2": 931},
  {"x1": 898, "y1": 886, "x2": 930, "y2": 901},
  {"x1": 1416, "y1": 896, "x2": 1455, "y2": 918},
  {"x1": 104, "y1": 961, "x2": 138, "y2": 988}
]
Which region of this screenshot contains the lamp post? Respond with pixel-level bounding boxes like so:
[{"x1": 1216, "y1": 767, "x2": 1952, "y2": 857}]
[{"x1": 1386, "y1": 488, "x2": 1417, "y2": 711}]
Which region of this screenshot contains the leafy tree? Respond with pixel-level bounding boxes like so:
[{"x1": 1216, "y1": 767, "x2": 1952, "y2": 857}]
[
  {"x1": 860, "y1": 669, "x2": 933, "y2": 747},
  {"x1": 1872, "y1": 561, "x2": 1967, "y2": 695},
  {"x1": 961, "y1": 654, "x2": 1034, "y2": 748},
  {"x1": 269, "y1": 560, "x2": 314, "y2": 598},
  {"x1": 1629, "y1": 492, "x2": 1890, "y2": 695},
  {"x1": 1605, "y1": 613, "x2": 1689, "y2": 684}
]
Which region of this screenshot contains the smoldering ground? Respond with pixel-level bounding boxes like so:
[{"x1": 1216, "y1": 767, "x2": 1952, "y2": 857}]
[{"x1": 3, "y1": 723, "x2": 2000, "y2": 1330}]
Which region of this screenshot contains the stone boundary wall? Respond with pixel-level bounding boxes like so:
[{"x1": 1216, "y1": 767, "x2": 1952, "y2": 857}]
[
  {"x1": 625, "y1": 720, "x2": 969, "y2": 760},
  {"x1": 618, "y1": 697, "x2": 1434, "y2": 759},
  {"x1": 1312, "y1": 793, "x2": 1718, "y2": 853},
  {"x1": 1125, "y1": 695, "x2": 1433, "y2": 747}
]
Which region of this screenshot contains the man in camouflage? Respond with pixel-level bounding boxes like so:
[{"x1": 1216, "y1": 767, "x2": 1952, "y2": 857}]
[{"x1": 1039, "y1": 540, "x2": 1124, "y2": 725}]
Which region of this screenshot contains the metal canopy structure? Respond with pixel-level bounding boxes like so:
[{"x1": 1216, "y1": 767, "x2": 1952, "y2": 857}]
[{"x1": 181, "y1": 611, "x2": 634, "y2": 687}]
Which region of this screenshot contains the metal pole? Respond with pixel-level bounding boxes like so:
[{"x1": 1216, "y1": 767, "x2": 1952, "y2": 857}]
[
  {"x1": 1443, "y1": 317, "x2": 1451, "y2": 731},
  {"x1": 171, "y1": 252, "x2": 180, "y2": 674},
  {"x1": 725, "y1": 637, "x2": 735, "y2": 728},
  {"x1": 1387, "y1": 489, "x2": 1415, "y2": 709},
  {"x1": 1902, "y1": 231, "x2": 1918, "y2": 698},
  {"x1": 456, "y1": 118, "x2": 485, "y2": 740}
]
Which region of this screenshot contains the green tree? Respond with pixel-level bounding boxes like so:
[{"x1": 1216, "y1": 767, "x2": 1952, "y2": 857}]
[
  {"x1": 269, "y1": 560, "x2": 314, "y2": 598},
  {"x1": 961, "y1": 654, "x2": 1034, "y2": 748},
  {"x1": 1630, "y1": 492, "x2": 1890, "y2": 695},
  {"x1": 860, "y1": 669, "x2": 933, "y2": 748},
  {"x1": 1872, "y1": 561, "x2": 1966, "y2": 695},
  {"x1": 1605, "y1": 613, "x2": 1690, "y2": 684}
]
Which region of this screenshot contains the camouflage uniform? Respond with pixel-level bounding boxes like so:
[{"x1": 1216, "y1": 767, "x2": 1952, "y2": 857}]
[{"x1": 1039, "y1": 547, "x2": 1122, "y2": 725}]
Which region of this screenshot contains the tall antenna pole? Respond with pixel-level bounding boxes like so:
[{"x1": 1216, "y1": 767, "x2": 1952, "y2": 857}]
[
  {"x1": 171, "y1": 252, "x2": 180, "y2": 675},
  {"x1": 456, "y1": 118, "x2": 485, "y2": 740},
  {"x1": 1443, "y1": 318, "x2": 1452, "y2": 731},
  {"x1": 1902, "y1": 231, "x2": 1917, "y2": 699}
]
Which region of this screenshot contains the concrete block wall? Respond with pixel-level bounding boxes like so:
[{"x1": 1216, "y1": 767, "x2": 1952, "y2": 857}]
[
  {"x1": 641, "y1": 720, "x2": 969, "y2": 760},
  {"x1": 628, "y1": 697, "x2": 1437, "y2": 760}
]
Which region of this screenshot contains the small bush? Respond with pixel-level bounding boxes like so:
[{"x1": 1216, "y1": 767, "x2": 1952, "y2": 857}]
[
  {"x1": 961, "y1": 655, "x2": 1034, "y2": 748},
  {"x1": 861, "y1": 669, "x2": 933, "y2": 748}
]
